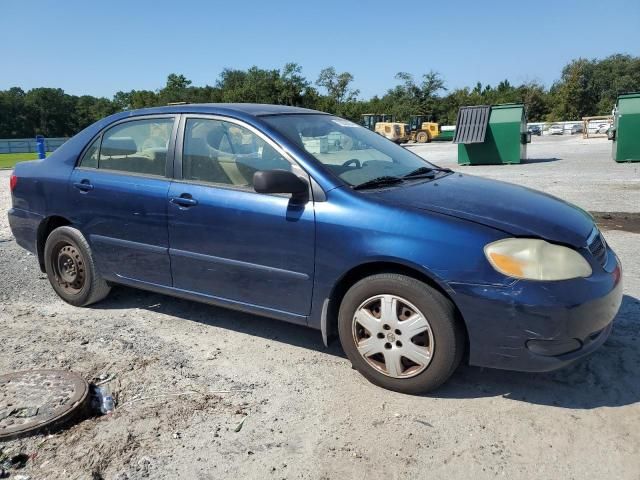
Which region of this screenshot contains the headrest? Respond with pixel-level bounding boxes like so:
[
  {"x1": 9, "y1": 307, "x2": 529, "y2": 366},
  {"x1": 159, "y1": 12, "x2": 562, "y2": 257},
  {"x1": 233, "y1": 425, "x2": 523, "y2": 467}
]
[
  {"x1": 262, "y1": 144, "x2": 279, "y2": 162},
  {"x1": 101, "y1": 137, "x2": 137, "y2": 156},
  {"x1": 206, "y1": 128, "x2": 225, "y2": 149},
  {"x1": 184, "y1": 137, "x2": 207, "y2": 155}
]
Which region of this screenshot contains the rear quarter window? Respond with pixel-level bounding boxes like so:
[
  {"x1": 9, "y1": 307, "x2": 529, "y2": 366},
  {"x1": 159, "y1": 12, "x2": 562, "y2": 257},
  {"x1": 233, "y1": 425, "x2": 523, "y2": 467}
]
[{"x1": 79, "y1": 137, "x2": 100, "y2": 168}]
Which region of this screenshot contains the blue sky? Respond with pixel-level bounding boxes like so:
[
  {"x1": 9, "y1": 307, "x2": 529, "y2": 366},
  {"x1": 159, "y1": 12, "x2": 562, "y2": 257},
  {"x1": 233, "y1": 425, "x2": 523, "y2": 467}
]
[{"x1": 1, "y1": 0, "x2": 639, "y2": 99}]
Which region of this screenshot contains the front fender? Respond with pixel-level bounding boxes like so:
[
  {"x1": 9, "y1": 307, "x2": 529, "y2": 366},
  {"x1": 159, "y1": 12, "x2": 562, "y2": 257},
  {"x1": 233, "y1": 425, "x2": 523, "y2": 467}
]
[{"x1": 309, "y1": 187, "x2": 510, "y2": 329}]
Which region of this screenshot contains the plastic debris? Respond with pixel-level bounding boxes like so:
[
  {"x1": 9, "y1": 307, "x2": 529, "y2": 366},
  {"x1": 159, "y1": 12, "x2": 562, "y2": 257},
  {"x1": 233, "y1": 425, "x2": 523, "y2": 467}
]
[
  {"x1": 90, "y1": 385, "x2": 115, "y2": 415},
  {"x1": 234, "y1": 416, "x2": 248, "y2": 433}
]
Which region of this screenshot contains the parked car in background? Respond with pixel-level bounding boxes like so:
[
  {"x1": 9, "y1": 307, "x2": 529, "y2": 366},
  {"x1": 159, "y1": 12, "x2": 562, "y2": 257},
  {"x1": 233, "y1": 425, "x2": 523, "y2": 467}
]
[
  {"x1": 528, "y1": 125, "x2": 542, "y2": 136},
  {"x1": 571, "y1": 124, "x2": 583, "y2": 135},
  {"x1": 549, "y1": 124, "x2": 564, "y2": 135},
  {"x1": 587, "y1": 122, "x2": 610, "y2": 134},
  {"x1": 7, "y1": 104, "x2": 623, "y2": 394}
]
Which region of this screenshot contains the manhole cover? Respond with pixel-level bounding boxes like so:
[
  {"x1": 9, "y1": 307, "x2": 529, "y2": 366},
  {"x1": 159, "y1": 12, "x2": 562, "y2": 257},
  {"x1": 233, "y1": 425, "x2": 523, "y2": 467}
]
[{"x1": 0, "y1": 369, "x2": 89, "y2": 440}]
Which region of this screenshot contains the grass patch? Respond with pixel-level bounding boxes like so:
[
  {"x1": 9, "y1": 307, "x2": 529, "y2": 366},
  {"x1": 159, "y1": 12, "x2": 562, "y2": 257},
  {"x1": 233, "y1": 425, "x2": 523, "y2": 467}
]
[{"x1": 0, "y1": 152, "x2": 46, "y2": 169}]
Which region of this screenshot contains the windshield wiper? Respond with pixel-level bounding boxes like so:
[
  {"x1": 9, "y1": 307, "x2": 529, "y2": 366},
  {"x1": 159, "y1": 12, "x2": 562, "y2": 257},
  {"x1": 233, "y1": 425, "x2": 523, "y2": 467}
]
[
  {"x1": 403, "y1": 167, "x2": 437, "y2": 179},
  {"x1": 403, "y1": 166, "x2": 452, "y2": 178},
  {"x1": 353, "y1": 176, "x2": 404, "y2": 190}
]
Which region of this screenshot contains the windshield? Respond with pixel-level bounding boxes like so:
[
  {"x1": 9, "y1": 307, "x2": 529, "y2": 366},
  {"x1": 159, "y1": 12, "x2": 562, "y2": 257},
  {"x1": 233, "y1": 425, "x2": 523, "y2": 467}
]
[{"x1": 261, "y1": 114, "x2": 437, "y2": 187}]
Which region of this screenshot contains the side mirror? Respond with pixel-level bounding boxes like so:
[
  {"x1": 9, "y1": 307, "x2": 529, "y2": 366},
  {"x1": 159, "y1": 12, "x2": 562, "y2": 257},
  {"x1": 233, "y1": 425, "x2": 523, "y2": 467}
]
[{"x1": 253, "y1": 170, "x2": 308, "y2": 198}]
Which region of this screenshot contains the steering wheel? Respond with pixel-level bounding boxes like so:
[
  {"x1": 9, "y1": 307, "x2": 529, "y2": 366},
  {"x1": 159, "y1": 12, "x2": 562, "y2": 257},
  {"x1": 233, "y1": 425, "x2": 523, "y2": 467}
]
[{"x1": 342, "y1": 159, "x2": 361, "y2": 169}]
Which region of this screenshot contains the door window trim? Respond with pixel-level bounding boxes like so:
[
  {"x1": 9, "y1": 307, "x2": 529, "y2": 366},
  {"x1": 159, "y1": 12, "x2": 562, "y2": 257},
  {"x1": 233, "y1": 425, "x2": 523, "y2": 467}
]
[{"x1": 74, "y1": 114, "x2": 179, "y2": 179}]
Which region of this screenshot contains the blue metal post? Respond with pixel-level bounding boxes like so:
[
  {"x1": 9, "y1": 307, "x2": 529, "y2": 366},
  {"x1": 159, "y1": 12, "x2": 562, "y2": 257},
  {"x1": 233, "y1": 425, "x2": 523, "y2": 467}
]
[{"x1": 36, "y1": 135, "x2": 46, "y2": 159}]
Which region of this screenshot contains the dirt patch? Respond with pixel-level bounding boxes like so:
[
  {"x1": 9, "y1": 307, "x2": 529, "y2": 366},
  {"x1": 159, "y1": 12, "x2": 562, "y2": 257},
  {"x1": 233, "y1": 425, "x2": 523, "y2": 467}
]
[{"x1": 591, "y1": 211, "x2": 640, "y2": 234}]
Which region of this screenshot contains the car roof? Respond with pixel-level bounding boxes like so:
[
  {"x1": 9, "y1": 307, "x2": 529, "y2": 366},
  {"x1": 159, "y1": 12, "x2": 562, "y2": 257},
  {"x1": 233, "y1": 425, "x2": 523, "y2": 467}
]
[{"x1": 114, "y1": 103, "x2": 324, "y2": 119}]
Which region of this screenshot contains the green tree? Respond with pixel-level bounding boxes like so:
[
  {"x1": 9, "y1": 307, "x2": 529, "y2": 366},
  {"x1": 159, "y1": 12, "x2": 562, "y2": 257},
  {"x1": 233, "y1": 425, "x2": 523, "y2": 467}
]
[
  {"x1": 278, "y1": 62, "x2": 311, "y2": 106},
  {"x1": 0, "y1": 87, "x2": 29, "y2": 137},
  {"x1": 159, "y1": 73, "x2": 193, "y2": 104},
  {"x1": 386, "y1": 71, "x2": 446, "y2": 120},
  {"x1": 73, "y1": 95, "x2": 117, "y2": 131},
  {"x1": 24, "y1": 88, "x2": 77, "y2": 136},
  {"x1": 2, "y1": 54, "x2": 640, "y2": 139},
  {"x1": 550, "y1": 58, "x2": 596, "y2": 120},
  {"x1": 217, "y1": 67, "x2": 282, "y2": 103},
  {"x1": 316, "y1": 67, "x2": 359, "y2": 113}
]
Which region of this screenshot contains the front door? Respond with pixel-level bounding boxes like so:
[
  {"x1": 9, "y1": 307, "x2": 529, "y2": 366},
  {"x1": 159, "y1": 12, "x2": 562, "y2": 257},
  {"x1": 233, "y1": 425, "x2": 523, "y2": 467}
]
[
  {"x1": 167, "y1": 116, "x2": 315, "y2": 319},
  {"x1": 69, "y1": 116, "x2": 177, "y2": 286}
]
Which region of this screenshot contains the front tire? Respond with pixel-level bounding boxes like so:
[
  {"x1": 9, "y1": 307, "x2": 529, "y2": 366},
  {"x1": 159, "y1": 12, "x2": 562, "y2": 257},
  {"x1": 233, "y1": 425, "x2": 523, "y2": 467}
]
[
  {"x1": 338, "y1": 274, "x2": 464, "y2": 394},
  {"x1": 416, "y1": 131, "x2": 431, "y2": 143},
  {"x1": 44, "y1": 226, "x2": 111, "y2": 307}
]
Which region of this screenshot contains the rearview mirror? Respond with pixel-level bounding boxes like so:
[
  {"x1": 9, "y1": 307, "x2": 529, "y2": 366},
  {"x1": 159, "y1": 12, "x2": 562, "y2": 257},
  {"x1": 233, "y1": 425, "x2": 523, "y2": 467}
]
[{"x1": 253, "y1": 170, "x2": 308, "y2": 198}]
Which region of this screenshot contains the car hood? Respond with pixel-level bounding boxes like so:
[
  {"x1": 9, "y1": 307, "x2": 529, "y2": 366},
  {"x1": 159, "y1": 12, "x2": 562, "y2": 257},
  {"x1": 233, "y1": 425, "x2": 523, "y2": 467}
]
[{"x1": 367, "y1": 173, "x2": 594, "y2": 247}]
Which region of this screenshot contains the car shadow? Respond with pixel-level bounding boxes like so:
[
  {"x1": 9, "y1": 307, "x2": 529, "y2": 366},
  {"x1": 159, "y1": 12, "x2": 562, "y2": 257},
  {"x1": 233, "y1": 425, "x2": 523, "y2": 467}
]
[
  {"x1": 94, "y1": 288, "x2": 639, "y2": 409},
  {"x1": 522, "y1": 157, "x2": 562, "y2": 164},
  {"x1": 94, "y1": 286, "x2": 347, "y2": 358}
]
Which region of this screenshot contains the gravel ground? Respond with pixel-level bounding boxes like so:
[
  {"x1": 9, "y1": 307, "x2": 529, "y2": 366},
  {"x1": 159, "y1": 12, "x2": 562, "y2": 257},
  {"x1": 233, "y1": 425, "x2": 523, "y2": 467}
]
[
  {"x1": 408, "y1": 135, "x2": 640, "y2": 213},
  {"x1": 1, "y1": 135, "x2": 639, "y2": 479}
]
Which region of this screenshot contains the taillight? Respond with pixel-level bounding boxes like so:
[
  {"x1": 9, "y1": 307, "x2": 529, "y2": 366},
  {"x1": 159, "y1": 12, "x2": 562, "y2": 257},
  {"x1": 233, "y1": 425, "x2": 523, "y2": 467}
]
[{"x1": 9, "y1": 174, "x2": 17, "y2": 192}]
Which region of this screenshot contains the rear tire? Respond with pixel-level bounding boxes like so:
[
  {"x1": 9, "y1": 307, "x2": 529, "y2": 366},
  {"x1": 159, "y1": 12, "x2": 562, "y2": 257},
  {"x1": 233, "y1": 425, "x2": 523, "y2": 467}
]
[
  {"x1": 338, "y1": 274, "x2": 464, "y2": 394},
  {"x1": 44, "y1": 226, "x2": 111, "y2": 306}
]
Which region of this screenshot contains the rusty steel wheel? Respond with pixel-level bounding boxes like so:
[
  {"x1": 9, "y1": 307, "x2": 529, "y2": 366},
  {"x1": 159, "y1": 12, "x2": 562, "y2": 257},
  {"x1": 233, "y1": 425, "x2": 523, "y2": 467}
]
[{"x1": 50, "y1": 241, "x2": 86, "y2": 295}]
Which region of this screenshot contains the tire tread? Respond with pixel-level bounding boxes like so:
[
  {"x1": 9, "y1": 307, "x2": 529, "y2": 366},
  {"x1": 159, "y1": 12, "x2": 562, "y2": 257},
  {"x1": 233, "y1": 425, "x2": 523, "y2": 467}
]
[{"x1": 44, "y1": 226, "x2": 110, "y2": 307}]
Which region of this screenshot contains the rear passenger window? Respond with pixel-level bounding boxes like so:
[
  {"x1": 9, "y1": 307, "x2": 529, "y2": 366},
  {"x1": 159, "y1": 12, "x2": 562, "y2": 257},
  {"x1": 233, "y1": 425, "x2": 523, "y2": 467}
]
[
  {"x1": 79, "y1": 137, "x2": 100, "y2": 168},
  {"x1": 98, "y1": 118, "x2": 174, "y2": 176}
]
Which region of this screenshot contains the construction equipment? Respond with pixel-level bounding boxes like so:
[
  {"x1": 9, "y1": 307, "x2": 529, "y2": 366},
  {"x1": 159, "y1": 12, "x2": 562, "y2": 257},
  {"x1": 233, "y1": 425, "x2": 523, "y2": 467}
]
[
  {"x1": 361, "y1": 114, "x2": 394, "y2": 131},
  {"x1": 374, "y1": 121, "x2": 410, "y2": 144},
  {"x1": 360, "y1": 114, "x2": 410, "y2": 143},
  {"x1": 407, "y1": 115, "x2": 440, "y2": 143}
]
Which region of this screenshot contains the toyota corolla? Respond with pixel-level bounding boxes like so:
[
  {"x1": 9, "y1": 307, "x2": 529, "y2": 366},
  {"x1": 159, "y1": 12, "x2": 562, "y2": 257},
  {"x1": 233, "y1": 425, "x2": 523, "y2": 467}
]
[{"x1": 7, "y1": 104, "x2": 623, "y2": 393}]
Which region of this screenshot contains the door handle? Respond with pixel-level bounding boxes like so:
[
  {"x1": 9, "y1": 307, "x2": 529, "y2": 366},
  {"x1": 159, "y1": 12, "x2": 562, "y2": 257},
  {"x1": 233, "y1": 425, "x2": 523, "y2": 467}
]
[
  {"x1": 73, "y1": 180, "x2": 94, "y2": 192},
  {"x1": 170, "y1": 195, "x2": 198, "y2": 207}
]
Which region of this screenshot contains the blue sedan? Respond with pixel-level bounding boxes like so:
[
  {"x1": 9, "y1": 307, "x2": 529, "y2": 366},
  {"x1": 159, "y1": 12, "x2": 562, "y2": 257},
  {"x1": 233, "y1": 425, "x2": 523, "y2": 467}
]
[{"x1": 7, "y1": 104, "x2": 623, "y2": 393}]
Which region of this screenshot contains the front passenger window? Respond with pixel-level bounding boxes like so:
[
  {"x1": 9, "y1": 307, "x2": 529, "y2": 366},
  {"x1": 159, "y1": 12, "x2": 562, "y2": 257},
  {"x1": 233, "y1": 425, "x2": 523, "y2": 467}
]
[
  {"x1": 182, "y1": 118, "x2": 291, "y2": 187},
  {"x1": 98, "y1": 118, "x2": 174, "y2": 176}
]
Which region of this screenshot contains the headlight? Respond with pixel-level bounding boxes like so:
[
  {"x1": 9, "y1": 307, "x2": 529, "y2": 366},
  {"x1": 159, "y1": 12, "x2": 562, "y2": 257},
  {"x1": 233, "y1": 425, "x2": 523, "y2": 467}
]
[{"x1": 484, "y1": 238, "x2": 592, "y2": 281}]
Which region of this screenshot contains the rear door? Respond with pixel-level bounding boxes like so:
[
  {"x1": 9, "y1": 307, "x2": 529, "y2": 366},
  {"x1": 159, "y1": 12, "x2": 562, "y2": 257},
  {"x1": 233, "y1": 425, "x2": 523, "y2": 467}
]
[
  {"x1": 167, "y1": 115, "x2": 315, "y2": 319},
  {"x1": 69, "y1": 115, "x2": 178, "y2": 286}
]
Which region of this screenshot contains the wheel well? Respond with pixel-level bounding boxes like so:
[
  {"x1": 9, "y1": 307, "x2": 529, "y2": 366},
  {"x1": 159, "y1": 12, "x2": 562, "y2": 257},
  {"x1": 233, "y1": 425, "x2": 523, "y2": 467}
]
[
  {"x1": 36, "y1": 216, "x2": 71, "y2": 272},
  {"x1": 326, "y1": 262, "x2": 469, "y2": 357}
]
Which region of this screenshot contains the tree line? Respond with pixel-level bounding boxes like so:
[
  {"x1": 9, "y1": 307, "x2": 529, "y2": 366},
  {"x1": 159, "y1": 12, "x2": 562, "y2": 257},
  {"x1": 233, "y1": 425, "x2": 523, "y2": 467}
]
[{"x1": 1, "y1": 54, "x2": 639, "y2": 138}]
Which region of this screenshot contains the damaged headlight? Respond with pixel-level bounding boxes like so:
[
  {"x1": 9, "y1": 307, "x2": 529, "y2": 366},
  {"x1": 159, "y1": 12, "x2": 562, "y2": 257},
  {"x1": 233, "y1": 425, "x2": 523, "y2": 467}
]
[{"x1": 484, "y1": 238, "x2": 592, "y2": 281}]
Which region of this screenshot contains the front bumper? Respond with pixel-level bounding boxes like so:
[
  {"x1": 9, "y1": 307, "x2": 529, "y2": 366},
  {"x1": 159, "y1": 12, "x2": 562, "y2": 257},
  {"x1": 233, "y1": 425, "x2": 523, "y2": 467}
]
[{"x1": 450, "y1": 249, "x2": 623, "y2": 372}]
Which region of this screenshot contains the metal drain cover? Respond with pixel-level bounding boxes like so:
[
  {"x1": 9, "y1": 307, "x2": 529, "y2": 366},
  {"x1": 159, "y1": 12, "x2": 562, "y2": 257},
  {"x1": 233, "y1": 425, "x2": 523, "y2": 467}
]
[{"x1": 0, "y1": 369, "x2": 89, "y2": 440}]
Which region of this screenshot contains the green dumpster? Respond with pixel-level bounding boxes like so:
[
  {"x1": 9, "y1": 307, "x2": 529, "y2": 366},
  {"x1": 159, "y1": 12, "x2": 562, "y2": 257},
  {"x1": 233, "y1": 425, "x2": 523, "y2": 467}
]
[
  {"x1": 611, "y1": 92, "x2": 640, "y2": 162},
  {"x1": 455, "y1": 104, "x2": 529, "y2": 165}
]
